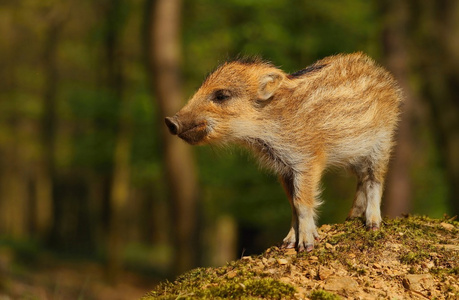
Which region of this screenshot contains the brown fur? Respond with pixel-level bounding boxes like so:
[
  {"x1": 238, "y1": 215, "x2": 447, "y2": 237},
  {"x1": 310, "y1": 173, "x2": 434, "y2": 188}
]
[{"x1": 165, "y1": 53, "x2": 402, "y2": 251}]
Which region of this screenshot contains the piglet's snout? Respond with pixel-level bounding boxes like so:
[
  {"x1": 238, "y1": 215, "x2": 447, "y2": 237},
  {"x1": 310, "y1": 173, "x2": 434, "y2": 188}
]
[{"x1": 165, "y1": 116, "x2": 180, "y2": 135}]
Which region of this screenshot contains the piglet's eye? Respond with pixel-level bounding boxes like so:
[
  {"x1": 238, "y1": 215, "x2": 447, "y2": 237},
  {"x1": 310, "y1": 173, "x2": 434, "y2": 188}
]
[{"x1": 212, "y1": 89, "x2": 231, "y2": 103}]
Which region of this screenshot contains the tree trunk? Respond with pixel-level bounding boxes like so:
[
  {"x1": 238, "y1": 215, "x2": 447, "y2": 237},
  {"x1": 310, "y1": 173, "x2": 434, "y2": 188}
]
[
  {"x1": 422, "y1": 0, "x2": 459, "y2": 216},
  {"x1": 39, "y1": 16, "x2": 61, "y2": 239},
  {"x1": 381, "y1": 0, "x2": 414, "y2": 217},
  {"x1": 211, "y1": 215, "x2": 237, "y2": 266},
  {"x1": 107, "y1": 123, "x2": 131, "y2": 281},
  {"x1": 1, "y1": 137, "x2": 28, "y2": 238},
  {"x1": 103, "y1": 0, "x2": 132, "y2": 281},
  {"x1": 147, "y1": 0, "x2": 200, "y2": 274},
  {"x1": 107, "y1": 134, "x2": 131, "y2": 281},
  {"x1": 0, "y1": 12, "x2": 28, "y2": 238}
]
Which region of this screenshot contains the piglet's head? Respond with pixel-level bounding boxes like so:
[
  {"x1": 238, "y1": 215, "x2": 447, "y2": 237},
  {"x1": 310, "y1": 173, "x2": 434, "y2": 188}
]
[{"x1": 165, "y1": 59, "x2": 286, "y2": 145}]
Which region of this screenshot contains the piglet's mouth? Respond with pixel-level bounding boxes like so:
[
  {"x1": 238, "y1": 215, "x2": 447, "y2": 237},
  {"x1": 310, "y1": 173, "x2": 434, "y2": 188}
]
[
  {"x1": 178, "y1": 122, "x2": 208, "y2": 145},
  {"x1": 164, "y1": 116, "x2": 209, "y2": 145}
]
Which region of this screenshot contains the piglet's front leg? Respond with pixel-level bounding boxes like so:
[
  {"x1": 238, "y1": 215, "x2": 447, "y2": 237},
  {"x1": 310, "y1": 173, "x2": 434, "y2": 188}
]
[
  {"x1": 281, "y1": 164, "x2": 323, "y2": 252},
  {"x1": 281, "y1": 202, "x2": 318, "y2": 252},
  {"x1": 281, "y1": 224, "x2": 297, "y2": 249},
  {"x1": 295, "y1": 204, "x2": 319, "y2": 251}
]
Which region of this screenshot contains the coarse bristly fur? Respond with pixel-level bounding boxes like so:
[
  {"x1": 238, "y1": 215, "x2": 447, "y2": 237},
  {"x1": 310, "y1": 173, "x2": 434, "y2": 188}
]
[{"x1": 164, "y1": 52, "x2": 402, "y2": 252}]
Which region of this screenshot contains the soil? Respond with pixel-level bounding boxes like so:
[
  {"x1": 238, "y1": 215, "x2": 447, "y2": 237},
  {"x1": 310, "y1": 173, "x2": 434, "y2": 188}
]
[{"x1": 143, "y1": 215, "x2": 459, "y2": 299}]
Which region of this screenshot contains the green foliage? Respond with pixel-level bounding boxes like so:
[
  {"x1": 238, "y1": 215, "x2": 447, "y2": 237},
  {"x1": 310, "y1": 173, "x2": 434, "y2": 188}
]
[
  {"x1": 198, "y1": 146, "x2": 290, "y2": 231},
  {"x1": 66, "y1": 88, "x2": 118, "y2": 170},
  {"x1": 183, "y1": 0, "x2": 380, "y2": 91},
  {"x1": 411, "y1": 126, "x2": 449, "y2": 217}
]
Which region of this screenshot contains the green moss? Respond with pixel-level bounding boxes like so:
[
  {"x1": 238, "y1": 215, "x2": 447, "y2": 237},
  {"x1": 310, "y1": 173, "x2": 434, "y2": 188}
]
[
  {"x1": 141, "y1": 267, "x2": 296, "y2": 300},
  {"x1": 400, "y1": 251, "x2": 429, "y2": 265},
  {"x1": 208, "y1": 278, "x2": 296, "y2": 299},
  {"x1": 309, "y1": 289, "x2": 341, "y2": 300}
]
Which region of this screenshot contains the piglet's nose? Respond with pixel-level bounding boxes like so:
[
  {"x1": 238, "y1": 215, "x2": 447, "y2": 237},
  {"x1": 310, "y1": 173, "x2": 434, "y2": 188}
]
[{"x1": 165, "y1": 117, "x2": 179, "y2": 135}]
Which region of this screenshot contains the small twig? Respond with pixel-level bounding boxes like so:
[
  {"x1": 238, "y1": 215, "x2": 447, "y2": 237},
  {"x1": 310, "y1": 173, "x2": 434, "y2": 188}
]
[
  {"x1": 409, "y1": 290, "x2": 430, "y2": 300},
  {"x1": 240, "y1": 248, "x2": 246, "y2": 259}
]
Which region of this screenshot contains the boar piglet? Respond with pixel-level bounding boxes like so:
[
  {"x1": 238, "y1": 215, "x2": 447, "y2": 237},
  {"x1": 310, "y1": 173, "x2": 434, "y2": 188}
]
[{"x1": 165, "y1": 53, "x2": 402, "y2": 252}]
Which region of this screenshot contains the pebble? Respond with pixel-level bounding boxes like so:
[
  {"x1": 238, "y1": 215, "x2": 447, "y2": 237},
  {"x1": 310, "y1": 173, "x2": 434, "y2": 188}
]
[
  {"x1": 319, "y1": 266, "x2": 334, "y2": 280},
  {"x1": 227, "y1": 270, "x2": 237, "y2": 279},
  {"x1": 373, "y1": 282, "x2": 383, "y2": 289},
  {"x1": 421, "y1": 261, "x2": 435, "y2": 269},
  {"x1": 403, "y1": 274, "x2": 434, "y2": 292},
  {"x1": 372, "y1": 263, "x2": 382, "y2": 269},
  {"x1": 277, "y1": 258, "x2": 289, "y2": 265},
  {"x1": 265, "y1": 268, "x2": 277, "y2": 275},
  {"x1": 279, "y1": 277, "x2": 292, "y2": 284},
  {"x1": 440, "y1": 222, "x2": 455, "y2": 231},
  {"x1": 284, "y1": 248, "x2": 297, "y2": 256},
  {"x1": 321, "y1": 224, "x2": 332, "y2": 232},
  {"x1": 324, "y1": 276, "x2": 359, "y2": 292}
]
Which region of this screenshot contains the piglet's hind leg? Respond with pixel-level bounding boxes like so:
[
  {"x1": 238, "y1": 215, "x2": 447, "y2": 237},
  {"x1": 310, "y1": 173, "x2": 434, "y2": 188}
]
[
  {"x1": 348, "y1": 179, "x2": 366, "y2": 219},
  {"x1": 365, "y1": 180, "x2": 382, "y2": 231},
  {"x1": 280, "y1": 173, "x2": 298, "y2": 249},
  {"x1": 363, "y1": 142, "x2": 391, "y2": 231}
]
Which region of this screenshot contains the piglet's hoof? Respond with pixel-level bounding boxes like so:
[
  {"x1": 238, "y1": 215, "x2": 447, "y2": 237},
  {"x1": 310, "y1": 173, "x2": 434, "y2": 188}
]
[
  {"x1": 298, "y1": 243, "x2": 314, "y2": 252},
  {"x1": 281, "y1": 242, "x2": 296, "y2": 249},
  {"x1": 367, "y1": 222, "x2": 380, "y2": 231}
]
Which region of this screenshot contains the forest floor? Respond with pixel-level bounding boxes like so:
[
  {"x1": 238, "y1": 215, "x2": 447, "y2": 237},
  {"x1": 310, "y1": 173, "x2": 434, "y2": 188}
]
[
  {"x1": 0, "y1": 246, "x2": 159, "y2": 300},
  {"x1": 144, "y1": 216, "x2": 459, "y2": 299}
]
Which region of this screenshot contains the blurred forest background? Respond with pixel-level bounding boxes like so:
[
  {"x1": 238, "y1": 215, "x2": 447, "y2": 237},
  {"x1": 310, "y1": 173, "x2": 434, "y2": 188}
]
[{"x1": 1, "y1": 0, "x2": 458, "y2": 298}]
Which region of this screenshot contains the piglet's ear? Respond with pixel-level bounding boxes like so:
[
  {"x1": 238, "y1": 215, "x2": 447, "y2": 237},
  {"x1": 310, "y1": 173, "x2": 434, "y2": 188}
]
[{"x1": 257, "y1": 72, "x2": 283, "y2": 101}]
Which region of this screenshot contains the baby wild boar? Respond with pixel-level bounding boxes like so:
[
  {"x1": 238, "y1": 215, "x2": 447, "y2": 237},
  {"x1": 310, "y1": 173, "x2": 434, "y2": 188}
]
[{"x1": 165, "y1": 53, "x2": 402, "y2": 251}]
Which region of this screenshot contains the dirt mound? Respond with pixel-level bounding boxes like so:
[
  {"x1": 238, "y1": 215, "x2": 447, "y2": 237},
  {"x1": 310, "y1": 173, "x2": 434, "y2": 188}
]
[{"x1": 143, "y1": 216, "x2": 459, "y2": 299}]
